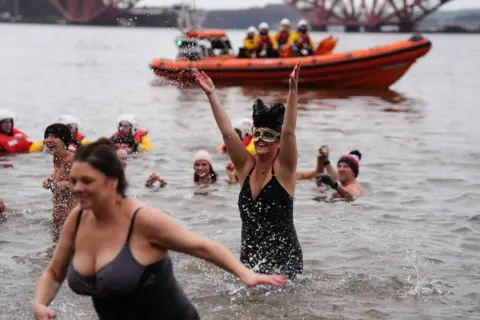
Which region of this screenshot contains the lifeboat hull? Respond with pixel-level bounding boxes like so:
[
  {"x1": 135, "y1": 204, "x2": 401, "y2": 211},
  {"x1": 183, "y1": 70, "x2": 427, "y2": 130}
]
[{"x1": 150, "y1": 34, "x2": 431, "y2": 90}]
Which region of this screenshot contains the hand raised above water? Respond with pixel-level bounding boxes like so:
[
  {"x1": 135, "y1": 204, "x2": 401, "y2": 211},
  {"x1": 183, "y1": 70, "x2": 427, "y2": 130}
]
[
  {"x1": 289, "y1": 61, "x2": 302, "y2": 91},
  {"x1": 191, "y1": 68, "x2": 215, "y2": 94}
]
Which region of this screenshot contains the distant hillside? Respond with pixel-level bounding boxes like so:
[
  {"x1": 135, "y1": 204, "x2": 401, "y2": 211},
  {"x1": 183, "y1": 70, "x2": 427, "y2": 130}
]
[
  {"x1": 203, "y1": 4, "x2": 302, "y2": 30},
  {"x1": 424, "y1": 8, "x2": 480, "y2": 21}
]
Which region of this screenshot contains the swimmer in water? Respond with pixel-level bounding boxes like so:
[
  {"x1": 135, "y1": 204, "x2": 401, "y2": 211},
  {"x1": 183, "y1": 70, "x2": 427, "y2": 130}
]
[
  {"x1": 192, "y1": 149, "x2": 217, "y2": 184},
  {"x1": 56, "y1": 114, "x2": 90, "y2": 152},
  {"x1": 316, "y1": 147, "x2": 363, "y2": 200},
  {"x1": 32, "y1": 138, "x2": 287, "y2": 320},
  {"x1": 193, "y1": 62, "x2": 303, "y2": 278},
  {"x1": 115, "y1": 148, "x2": 129, "y2": 169},
  {"x1": 42, "y1": 124, "x2": 77, "y2": 234}
]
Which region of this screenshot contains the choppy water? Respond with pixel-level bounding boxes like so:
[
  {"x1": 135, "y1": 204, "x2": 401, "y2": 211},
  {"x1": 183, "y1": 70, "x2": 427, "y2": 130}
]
[{"x1": 1, "y1": 24, "x2": 480, "y2": 319}]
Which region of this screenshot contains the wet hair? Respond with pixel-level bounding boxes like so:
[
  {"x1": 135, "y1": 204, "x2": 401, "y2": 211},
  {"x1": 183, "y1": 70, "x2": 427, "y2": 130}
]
[
  {"x1": 193, "y1": 166, "x2": 218, "y2": 184},
  {"x1": 73, "y1": 137, "x2": 128, "y2": 197},
  {"x1": 252, "y1": 99, "x2": 285, "y2": 133},
  {"x1": 44, "y1": 123, "x2": 72, "y2": 149},
  {"x1": 338, "y1": 149, "x2": 362, "y2": 177}
]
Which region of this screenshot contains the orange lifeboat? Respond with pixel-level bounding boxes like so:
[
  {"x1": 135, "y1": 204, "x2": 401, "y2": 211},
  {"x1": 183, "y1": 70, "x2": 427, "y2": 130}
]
[{"x1": 149, "y1": 32, "x2": 431, "y2": 90}]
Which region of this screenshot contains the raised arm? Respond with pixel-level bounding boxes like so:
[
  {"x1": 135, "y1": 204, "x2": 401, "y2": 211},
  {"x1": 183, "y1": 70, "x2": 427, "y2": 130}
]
[
  {"x1": 33, "y1": 207, "x2": 81, "y2": 319},
  {"x1": 278, "y1": 62, "x2": 301, "y2": 174},
  {"x1": 140, "y1": 207, "x2": 287, "y2": 287},
  {"x1": 192, "y1": 69, "x2": 253, "y2": 178}
]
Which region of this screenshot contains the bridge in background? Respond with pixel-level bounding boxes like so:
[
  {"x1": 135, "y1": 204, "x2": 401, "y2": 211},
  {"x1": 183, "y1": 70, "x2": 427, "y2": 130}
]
[{"x1": 284, "y1": 0, "x2": 455, "y2": 31}]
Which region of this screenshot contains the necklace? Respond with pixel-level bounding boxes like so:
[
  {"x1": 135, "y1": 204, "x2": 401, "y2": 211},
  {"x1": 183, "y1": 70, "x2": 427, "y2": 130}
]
[{"x1": 261, "y1": 169, "x2": 266, "y2": 175}]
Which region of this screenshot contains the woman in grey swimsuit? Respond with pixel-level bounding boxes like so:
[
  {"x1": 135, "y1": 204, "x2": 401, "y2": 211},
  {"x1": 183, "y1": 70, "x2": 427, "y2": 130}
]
[{"x1": 32, "y1": 138, "x2": 286, "y2": 320}]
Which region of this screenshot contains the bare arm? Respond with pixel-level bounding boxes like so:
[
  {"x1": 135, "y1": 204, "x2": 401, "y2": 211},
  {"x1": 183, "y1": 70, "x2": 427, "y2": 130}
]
[
  {"x1": 278, "y1": 63, "x2": 301, "y2": 175},
  {"x1": 140, "y1": 208, "x2": 286, "y2": 287},
  {"x1": 296, "y1": 153, "x2": 326, "y2": 180},
  {"x1": 192, "y1": 69, "x2": 253, "y2": 179},
  {"x1": 335, "y1": 184, "x2": 361, "y2": 201},
  {"x1": 33, "y1": 207, "x2": 81, "y2": 310},
  {"x1": 325, "y1": 163, "x2": 339, "y2": 181}
]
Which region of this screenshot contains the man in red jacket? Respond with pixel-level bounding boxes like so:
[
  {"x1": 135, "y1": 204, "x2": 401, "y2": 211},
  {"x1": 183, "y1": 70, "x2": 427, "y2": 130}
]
[{"x1": 0, "y1": 109, "x2": 32, "y2": 153}]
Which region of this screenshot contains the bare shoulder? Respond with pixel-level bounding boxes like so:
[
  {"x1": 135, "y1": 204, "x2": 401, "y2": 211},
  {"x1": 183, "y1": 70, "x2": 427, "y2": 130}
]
[{"x1": 133, "y1": 204, "x2": 173, "y2": 233}]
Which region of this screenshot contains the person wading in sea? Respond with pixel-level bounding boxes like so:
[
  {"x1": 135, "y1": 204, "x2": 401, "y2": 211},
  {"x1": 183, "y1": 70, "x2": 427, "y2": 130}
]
[
  {"x1": 192, "y1": 62, "x2": 303, "y2": 278},
  {"x1": 316, "y1": 146, "x2": 363, "y2": 200},
  {"x1": 42, "y1": 124, "x2": 77, "y2": 237},
  {"x1": 32, "y1": 138, "x2": 286, "y2": 320}
]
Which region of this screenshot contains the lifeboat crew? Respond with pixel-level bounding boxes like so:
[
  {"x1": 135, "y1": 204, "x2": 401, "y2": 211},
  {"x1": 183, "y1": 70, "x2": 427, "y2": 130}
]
[
  {"x1": 290, "y1": 19, "x2": 314, "y2": 56},
  {"x1": 243, "y1": 26, "x2": 259, "y2": 58},
  {"x1": 56, "y1": 114, "x2": 90, "y2": 152},
  {"x1": 110, "y1": 114, "x2": 151, "y2": 154},
  {"x1": 0, "y1": 109, "x2": 33, "y2": 153},
  {"x1": 275, "y1": 18, "x2": 294, "y2": 48},
  {"x1": 255, "y1": 22, "x2": 279, "y2": 58}
]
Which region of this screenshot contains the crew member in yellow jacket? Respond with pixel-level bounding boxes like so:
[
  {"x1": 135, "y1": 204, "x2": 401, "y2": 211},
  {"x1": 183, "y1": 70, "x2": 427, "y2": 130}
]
[
  {"x1": 290, "y1": 19, "x2": 315, "y2": 56},
  {"x1": 275, "y1": 18, "x2": 295, "y2": 49},
  {"x1": 243, "y1": 26, "x2": 259, "y2": 58}
]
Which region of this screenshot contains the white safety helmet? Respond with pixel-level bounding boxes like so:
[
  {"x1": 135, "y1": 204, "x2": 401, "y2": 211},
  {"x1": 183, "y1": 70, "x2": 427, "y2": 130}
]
[
  {"x1": 57, "y1": 114, "x2": 81, "y2": 131},
  {"x1": 232, "y1": 117, "x2": 253, "y2": 140},
  {"x1": 247, "y1": 26, "x2": 257, "y2": 34},
  {"x1": 0, "y1": 108, "x2": 15, "y2": 123},
  {"x1": 117, "y1": 113, "x2": 138, "y2": 132},
  {"x1": 280, "y1": 18, "x2": 291, "y2": 26},
  {"x1": 258, "y1": 22, "x2": 269, "y2": 30},
  {"x1": 298, "y1": 19, "x2": 309, "y2": 28}
]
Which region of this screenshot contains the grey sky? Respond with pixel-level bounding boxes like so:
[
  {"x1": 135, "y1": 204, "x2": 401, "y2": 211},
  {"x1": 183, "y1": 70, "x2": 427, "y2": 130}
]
[{"x1": 138, "y1": 0, "x2": 480, "y2": 10}]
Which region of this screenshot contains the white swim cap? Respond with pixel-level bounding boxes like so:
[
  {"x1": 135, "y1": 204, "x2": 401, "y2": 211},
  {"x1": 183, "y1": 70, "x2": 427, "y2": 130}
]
[
  {"x1": 193, "y1": 149, "x2": 213, "y2": 165},
  {"x1": 247, "y1": 26, "x2": 257, "y2": 34},
  {"x1": 258, "y1": 22, "x2": 269, "y2": 30},
  {"x1": 117, "y1": 113, "x2": 138, "y2": 132},
  {"x1": 232, "y1": 117, "x2": 253, "y2": 140},
  {"x1": 57, "y1": 114, "x2": 81, "y2": 130},
  {"x1": 280, "y1": 18, "x2": 291, "y2": 26},
  {"x1": 0, "y1": 108, "x2": 15, "y2": 122},
  {"x1": 298, "y1": 19, "x2": 309, "y2": 28}
]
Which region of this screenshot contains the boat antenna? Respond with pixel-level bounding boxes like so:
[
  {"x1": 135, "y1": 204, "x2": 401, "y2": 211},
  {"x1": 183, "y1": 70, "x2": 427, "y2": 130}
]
[{"x1": 176, "y1": 0, "x2": 205, "y2": 34}]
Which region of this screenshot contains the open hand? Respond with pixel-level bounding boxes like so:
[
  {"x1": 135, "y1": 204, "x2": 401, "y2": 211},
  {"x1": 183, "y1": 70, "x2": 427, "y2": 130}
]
[
  {"x1": 191, "y1": 68, "x2": 215, "y2": 94},
  {"x1": 240, "y1": 270, "x2": 287, "y2": 288},
  {"x1": 289, "y1": 61, "x2": 301, "y2": 90}
]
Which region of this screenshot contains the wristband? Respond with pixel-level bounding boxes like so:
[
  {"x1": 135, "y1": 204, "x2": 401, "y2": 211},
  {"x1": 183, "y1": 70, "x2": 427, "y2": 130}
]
[{"x1": 205, "y1": 85, "x2": 215, "y2": 95}]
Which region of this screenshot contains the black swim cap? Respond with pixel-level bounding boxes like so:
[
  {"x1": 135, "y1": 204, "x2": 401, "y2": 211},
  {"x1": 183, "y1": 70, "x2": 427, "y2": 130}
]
[
  {"x1": 44, "y1": 123, "x2": 72, "y2": 149},
  {"x1": 252, "y1": 99, "x2": 285, "y2": 133}
]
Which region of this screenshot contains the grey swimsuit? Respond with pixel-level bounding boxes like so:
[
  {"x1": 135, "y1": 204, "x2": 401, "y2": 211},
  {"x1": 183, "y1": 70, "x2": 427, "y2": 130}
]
[{"x1": 67, "y1": 208, "x2": 200, "y2": 319}]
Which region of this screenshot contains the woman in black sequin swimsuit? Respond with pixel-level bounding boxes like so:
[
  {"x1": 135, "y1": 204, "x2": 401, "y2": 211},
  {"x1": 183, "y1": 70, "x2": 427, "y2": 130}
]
[{"x1": 193, "y1": 62, "x2": 303, "y2": 278}]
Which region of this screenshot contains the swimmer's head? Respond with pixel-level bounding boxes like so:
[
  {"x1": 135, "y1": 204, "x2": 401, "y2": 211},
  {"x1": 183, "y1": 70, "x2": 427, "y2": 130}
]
[
  {"x1": 71, "y1": 138, "x2": 128, "y2": 209},
  {"x1": 0, "y1": 109, "x2": 15, "y2": 135},
  {"x1": 232, "y1": 117, "x2": 253, "y2": 140},
  {"x1": 116, "y1": 148, "x2": 128, "y2": 169},
  {"x1": 193, "y1": 149, "x2": 217, "y2": 184},
  {"x1": 117, "y1": 114, "x2": 137, "y2": 135},
  {"x1": 57, "y1": 114, "x2": 81, "y2": 138},
  {"x1": 252, "y1": 99, "x2": 284, "y2": 156},
  {"x1": 337, "y1": 150, "x2": 362, "y2": 182},
  {"x1": 44, "y1": 123, "x2": 72, "y2": 153}
]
